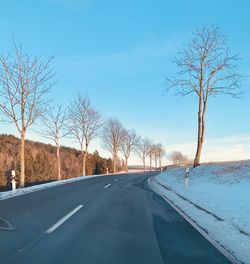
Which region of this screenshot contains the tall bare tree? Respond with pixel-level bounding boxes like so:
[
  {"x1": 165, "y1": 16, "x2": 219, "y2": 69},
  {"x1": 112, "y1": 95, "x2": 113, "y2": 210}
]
[
  {"x1": 39, "y1": 105, "x2": 68, "y2": 181},
  {"x1": 148, "y1": 143, "x2": 155, "y2": 171},
  {"x1": 136, "y1": 138, "x2": 151, "y2": 171},
  {"x1": 157, "y1": 143, "x2": 166, "y2": 168},
  {"x1": 166, "y1": 26, "x2": 241, "y2": 167},
  {"x1": 153, "y1": 145, "x2": 158, "y2": 169},
  {"x1": 102, "y1": 118, "x2": 124, "y2": 173},
  {"x1": 67, "y1": 95, "x2": 103, "y2": 176},
  {"x1": 120, "y1": 129, "x2": 139, "y2": 172},
  {"x1": 0, "y1": 44, "x2": 55, "y2": 187}
]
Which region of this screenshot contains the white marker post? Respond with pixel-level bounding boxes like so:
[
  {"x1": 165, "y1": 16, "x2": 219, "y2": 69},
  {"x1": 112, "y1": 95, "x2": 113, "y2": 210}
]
[
  {"x1": 106, "y1": 167, "x2": 109, "y2": 175},
  {"x1": 11, "y1": 170, "x2": 16, "y2": 192},
  {"x1": 185, "y1": 167, "x2": 190, "y2": 189}
]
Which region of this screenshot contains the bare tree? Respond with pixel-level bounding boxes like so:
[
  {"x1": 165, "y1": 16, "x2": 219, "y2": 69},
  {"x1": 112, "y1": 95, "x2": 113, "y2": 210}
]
[
  {"x1": 120, "y1": 129, "x2": 140, "y2": 172},
  {"x1": 136, "y1": 138, "x2": 151, "y2": 171},
  {"x1": 166, "y1": 26, "x2": 241, "y2": 167},
  {"x1": 151, "y1": 144, "x2": 158, "y2": 169},
  {"x1": 157, "y1": 143, "x2": 166, "y2": 168},
  {"x1": 67, "y1": 95, "x2": 103, "y2": 176},
  {"x1": 0, "y1": 44, "x2": 55, "y2": 187},
  {"x1": 102, "y1": 118, "x2": 124, "y2": 173},
  {"x1": 168, "y1": 151, "x2": 191, "y2": 166},
  {"x1": 39, "y1": 105, "x2": 68, "y2": 181},
  {"x1": 148, "y1": 143, "x2": 155, "y2": 171},
  {"x1": 150, "y1": 143, "x2": 165, "y2": 169}
]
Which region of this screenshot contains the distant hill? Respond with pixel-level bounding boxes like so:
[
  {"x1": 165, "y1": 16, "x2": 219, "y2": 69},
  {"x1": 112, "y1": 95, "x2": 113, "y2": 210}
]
[{"x1": 0, "y1": 134, "x2": 114, "y2": 189}]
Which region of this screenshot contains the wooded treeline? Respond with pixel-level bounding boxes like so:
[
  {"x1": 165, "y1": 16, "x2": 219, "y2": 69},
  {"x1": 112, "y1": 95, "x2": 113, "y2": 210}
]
[{"x1": 0, "y1": 134, "x2": 113, "y2": 190}]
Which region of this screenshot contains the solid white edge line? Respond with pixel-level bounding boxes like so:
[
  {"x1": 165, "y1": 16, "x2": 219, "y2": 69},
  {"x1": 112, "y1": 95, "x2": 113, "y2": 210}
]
[
  {"x1": 104, "y1": 184, "x2": 111, "y2": 189},
  {"x1": 46, "y1": 204, "x2": 83, "y2": 234},
  {"x1": 148, "y1": 178, "x2": 241, "y2": 264}
]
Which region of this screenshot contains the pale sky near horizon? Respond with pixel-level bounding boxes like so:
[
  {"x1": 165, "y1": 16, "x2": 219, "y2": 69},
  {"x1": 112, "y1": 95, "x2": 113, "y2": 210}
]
[{"x1": 0, "y1": 0, "x2": 250, "y2": 165}]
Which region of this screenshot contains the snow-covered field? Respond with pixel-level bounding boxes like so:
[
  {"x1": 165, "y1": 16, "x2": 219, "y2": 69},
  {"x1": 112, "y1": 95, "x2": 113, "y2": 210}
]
[{"x1": 151, "y1": 160, "x2": 250, "y2": 264}]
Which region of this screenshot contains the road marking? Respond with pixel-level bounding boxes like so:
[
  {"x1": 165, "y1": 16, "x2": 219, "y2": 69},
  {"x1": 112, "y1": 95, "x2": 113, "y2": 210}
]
[
  {"x1": 114, "y1": 178, "x2": 120, "y2": 182},
  {"x1": 46, "y1": 205, "x2": 83, "y2": 234},
  {"x1": 148, "y1": 178, "x2": 241, "y2": 264},
  {"x1": 0, "y1": 217, "x2": 15, "y2": 231},
  {"x1": 104, "y1": 183, "x2": 111, "y2": 189}
]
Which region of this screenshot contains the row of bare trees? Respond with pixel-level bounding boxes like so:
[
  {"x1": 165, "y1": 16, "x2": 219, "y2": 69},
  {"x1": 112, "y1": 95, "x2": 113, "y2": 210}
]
[
  {"x1": 0, "y1": 43, "x2": 105, "y2": 187},
  {"x1": 44, "y1": 101, "x2": 166, "y2": 181},
  {"x1": 0, "y1": 25, "x2": 242, "y2": 186},
  {"x1": 30, "y1": 95, "x2": 104, "y2": 184},
  {"x1": 102, "y1": 119, "x2": 167, "y2": 172},
  {"x1": 0, "y1": 43, "x2": 167, "y2": 188},
  {"x1": 102, "y1": 119, "x2": 140, "y2": 173},
  {"x1": 168, "y1": 151, "x2": 191, "y2": 166},
  {"x1": 136, "y1": 139, "x2": 166, "y2": 171}
]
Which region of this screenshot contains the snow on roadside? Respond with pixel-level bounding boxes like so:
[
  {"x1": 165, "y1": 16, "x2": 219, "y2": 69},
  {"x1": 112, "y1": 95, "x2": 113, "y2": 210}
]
[
  {"x1": 151, "y1": 161, "x2": 250, "y2": 264},
  {"x1": 0, "y1": 170, "x2": 145, "y2": 201},
  {"x1": 0, "y1": 174, "x2": 105, "y2": 201}
]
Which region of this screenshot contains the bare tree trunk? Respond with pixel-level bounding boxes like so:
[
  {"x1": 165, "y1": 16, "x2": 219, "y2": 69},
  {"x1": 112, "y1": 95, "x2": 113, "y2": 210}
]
[
  {"x1": 57, "y1": 146, "x2": 61, "y2": 180},
  {"x1": 113, "y1": 152, "x2": 116, "y2": 173},
  {"x1": 56, "y1": 139, "x2": 61, "y2": 180},
  {"x1": 159, "y1": 158, "x2": 162, "y2": 168},
  {"x1": 82, "y1": 152, "x2": 87, "y2": 176},
  {"x1": 20, "y1": 131, "x2": 25, "y2": 188},
  {"x1": 113, "y1": 150, "x2": 117, "y2": 173},
  {"x1": 149, "y1": 156, "x2": 152, "y2": 171},
  {"x1": 194, "y1": 95, "x2": 204, "y2": 167},
  {"x1": 125, "y1": 157, "x2": 128, "y2": 172},
  {"x1": 154, "y1": 157, "x2": 157, "y2": 169},
  {"x1": 143, "y1": 158, "x2": 146, "y2": 172}
]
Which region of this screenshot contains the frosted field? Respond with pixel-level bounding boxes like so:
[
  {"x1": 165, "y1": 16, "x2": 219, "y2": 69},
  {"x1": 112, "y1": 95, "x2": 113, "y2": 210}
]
[{"x1": 152, "y1": 161, "x2": 250, "y2": 263}]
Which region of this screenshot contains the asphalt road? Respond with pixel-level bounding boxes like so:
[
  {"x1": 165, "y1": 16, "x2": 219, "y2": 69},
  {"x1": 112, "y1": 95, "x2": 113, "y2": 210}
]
[{"x1": 0, "y1": 172, "x2": 231, "y2": 264}]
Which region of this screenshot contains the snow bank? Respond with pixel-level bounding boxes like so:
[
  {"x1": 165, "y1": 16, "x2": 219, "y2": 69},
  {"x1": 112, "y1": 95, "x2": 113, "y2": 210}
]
[
  {"x1": 151, "y1": 161, "x2": 250, "y2": 264},
  {"x1": 0, "y1": 174, "x2": 105, "y2": 201}
]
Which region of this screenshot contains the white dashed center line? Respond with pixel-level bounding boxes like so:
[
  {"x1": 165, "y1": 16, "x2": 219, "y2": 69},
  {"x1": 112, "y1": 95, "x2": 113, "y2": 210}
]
[
  {"x1": 46, "y1": 204, "x2": 83, "y2": 234},
  {"x1": 104, "y1": 184, "x2": 111, "y2": 189}
]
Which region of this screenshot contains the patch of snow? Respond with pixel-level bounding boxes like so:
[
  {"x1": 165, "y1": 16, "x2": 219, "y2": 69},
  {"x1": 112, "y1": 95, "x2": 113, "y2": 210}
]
[{"x1": 151, "y1": 161, "x2": 250, "y2": 264}]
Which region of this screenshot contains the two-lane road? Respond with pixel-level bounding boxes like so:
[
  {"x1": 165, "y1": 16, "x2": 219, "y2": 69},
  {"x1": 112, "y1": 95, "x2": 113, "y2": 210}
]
[{"x1": 0, "y1": 172, "x2": 230, "y2": 264}]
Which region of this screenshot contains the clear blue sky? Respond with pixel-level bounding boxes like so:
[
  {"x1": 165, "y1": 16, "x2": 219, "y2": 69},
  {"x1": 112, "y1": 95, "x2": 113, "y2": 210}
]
[{"x1": 1, "y1": 0, "x2": 250, "y2": 164}]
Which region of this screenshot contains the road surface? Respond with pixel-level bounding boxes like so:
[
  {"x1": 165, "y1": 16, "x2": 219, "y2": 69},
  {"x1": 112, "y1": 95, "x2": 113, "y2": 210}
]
[{"x1": 0, "y1": 172, "x2": 230, "y2": 264}]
